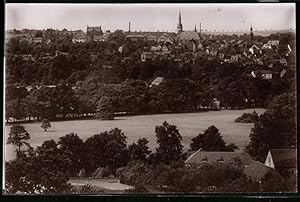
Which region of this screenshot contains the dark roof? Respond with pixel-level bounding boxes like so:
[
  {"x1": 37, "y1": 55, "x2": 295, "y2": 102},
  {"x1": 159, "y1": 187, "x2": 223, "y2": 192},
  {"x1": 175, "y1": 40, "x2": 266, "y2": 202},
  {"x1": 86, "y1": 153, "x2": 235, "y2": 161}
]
[
  {"x1": 178, "y1": 31, "x2": 200, "y2": 41},
  {"x1": 243, "y1": 161, "x2": 278, "y2": 182},
  {"x1": 185, "y1": 151, "x2": 253, "y2": 165},
  {"x1": 270, "y1": 149, "x2": 296, "y2": 169}
]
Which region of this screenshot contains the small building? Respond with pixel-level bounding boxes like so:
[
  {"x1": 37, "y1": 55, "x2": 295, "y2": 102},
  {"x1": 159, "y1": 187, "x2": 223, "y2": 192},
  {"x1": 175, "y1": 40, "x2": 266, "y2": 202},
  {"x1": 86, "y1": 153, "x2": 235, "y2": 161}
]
[
  {"x1": 279, "y1": 58, "x2": 287, "y2": 66},
  {"x1": 230, "y1": 54, "x2": 241, "y2": 63},
  {"x1": 185, "y1": 151, "x2": 253, "y2": 166},
  {"x1": 141, "y1": 52, "x2": 153, "y2": 62},
  {"x1": 150, "y1": 77, "x2": 165, "y2": 87},
  {"x1": 261, "y1": 70, "x2": 273, "y2": 80},
  {"x1": 264, "y1": 149, "x2": 296, "y2": 177},
  {"x1": 218, "y1": 53, "x2": 225, "y2": 61},
  {"x1": 267, "y1": 40, "x2": 280, "y2": 46},
  {"x1": 210, "y1": 50, "x2": 218, "y2": 57},
  {"x1": 125, "y1": 34, "x2": 145, "y2": 42},
  {"x1": 72, "y1": 31, "x2": 87, "y2": 43},
  {"x1": 33, "y1": 37, "x2": 43, "y2": 43}
]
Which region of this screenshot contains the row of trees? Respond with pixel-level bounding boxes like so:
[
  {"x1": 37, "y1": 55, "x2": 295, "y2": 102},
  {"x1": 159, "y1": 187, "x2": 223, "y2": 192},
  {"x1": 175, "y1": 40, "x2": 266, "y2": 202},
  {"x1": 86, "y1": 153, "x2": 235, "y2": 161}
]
[{"x1": 5, "y1": 120, "x2": 239, "y2": 193}]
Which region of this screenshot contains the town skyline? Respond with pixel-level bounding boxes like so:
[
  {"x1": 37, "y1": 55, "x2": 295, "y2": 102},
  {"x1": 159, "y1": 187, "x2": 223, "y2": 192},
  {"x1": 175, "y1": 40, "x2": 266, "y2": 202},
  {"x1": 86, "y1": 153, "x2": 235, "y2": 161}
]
[{"x1": 6, "y1": 3, "x2": 295, "y2": 32}]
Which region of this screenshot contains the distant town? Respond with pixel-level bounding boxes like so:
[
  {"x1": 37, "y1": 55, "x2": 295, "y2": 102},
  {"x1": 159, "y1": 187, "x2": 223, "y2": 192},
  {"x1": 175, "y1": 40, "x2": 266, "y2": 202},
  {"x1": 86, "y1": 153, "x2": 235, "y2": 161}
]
[{"x1": 4, "y1": 10, "x2": 296, "y2": 194}]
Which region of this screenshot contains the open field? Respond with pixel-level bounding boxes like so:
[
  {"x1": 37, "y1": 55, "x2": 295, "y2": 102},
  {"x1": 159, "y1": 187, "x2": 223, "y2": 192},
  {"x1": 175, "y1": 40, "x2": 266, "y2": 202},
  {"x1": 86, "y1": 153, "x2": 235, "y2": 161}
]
[{"x1": 4, "y1": 108, "x2": 265, "y2": 161}]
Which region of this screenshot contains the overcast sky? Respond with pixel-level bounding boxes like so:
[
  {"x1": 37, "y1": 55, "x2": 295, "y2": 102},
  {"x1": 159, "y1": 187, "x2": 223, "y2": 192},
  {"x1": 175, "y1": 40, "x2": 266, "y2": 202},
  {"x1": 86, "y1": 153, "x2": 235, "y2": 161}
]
[{"x1": 6, "y1": 3, "x2": 296, "y2": 32}]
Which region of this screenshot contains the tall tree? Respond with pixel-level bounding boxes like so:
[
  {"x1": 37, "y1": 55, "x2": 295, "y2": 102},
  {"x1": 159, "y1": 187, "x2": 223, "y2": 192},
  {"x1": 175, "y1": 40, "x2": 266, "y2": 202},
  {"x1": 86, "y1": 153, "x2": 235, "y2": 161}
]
[
  {"x1": 128, "y1": 138, "x2": 151, "y2": 162},
  {"x1": 95, "y1": 96, "x2": 114, "y2": 120},
  {"x1": 7, "y1": 125, "x2": 30, "y2": 154},
  {"x1": 190, "y1": 125, "x2": 238, "y2": 152},
  {"x1": 155, "y1": 121, "x2": 183, "y2": 164}
]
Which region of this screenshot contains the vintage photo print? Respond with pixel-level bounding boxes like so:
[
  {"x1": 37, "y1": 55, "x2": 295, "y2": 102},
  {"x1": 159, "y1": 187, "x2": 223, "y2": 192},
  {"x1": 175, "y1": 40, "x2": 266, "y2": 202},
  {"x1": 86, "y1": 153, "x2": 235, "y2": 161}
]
[{"x1": 3, "y1": 3, "x2": 296, "y2": 194}]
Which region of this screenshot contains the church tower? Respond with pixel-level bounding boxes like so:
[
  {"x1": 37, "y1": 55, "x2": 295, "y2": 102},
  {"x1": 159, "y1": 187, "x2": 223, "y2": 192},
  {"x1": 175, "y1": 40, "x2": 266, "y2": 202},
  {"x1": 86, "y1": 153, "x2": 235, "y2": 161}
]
[
  {"x1": 177, "y1": 11, "x2": 183, "y2": 33},
  {"x1": 250, "y1": 25, "x2": 253, "y2": 42}
]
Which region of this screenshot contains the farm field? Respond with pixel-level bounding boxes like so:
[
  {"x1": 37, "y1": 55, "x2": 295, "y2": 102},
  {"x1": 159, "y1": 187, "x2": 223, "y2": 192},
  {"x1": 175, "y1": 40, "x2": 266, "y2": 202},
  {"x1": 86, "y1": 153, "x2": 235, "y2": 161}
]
[{"x1": 4, "y1": 108, "x2": 265, "y2": 161}]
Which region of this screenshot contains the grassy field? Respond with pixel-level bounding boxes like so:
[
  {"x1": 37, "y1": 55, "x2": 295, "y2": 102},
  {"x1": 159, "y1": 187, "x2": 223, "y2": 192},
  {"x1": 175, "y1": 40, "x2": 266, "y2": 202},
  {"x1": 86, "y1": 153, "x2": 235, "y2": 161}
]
[{"x1": 4, "y1": 108, "x2": 265, "y2": 161}]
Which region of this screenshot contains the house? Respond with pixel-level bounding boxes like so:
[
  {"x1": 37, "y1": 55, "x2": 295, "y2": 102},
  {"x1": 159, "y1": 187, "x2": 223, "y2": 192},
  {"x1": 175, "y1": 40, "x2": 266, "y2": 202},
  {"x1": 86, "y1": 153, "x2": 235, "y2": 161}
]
[
  {"x1": 94, "y1": 34, "x2": 108, "y2": 42},
  {"x1": 118, "y1": 44, "x2": 129, "y2": 54},
  {"x1": 261, "y1": 70, "x2": 272, "y2": 80},
  {"x1": 145, "y1": 33, "x2": 157, "y2": 42},
  {"x1": 280, "y1": 69, "x2": 287, "y2": 78},
  {"x1": 125, "y1": 34, "x2": 145, "y2": 42},
  {"x1": 72, "y1": 31, "x2": 87, "y2": 43},
  {"x1": 150, "y1": 77, "x2": 165, "y2": 87},
  {"x1": 264, "y1": 149, "x2": 296, "y2": 177},
  {"x1": 267, "y1": 40, "x2": 280, "y2": 46},
  {"x1": 141, "y1": 52, "x2": 153, "y2": 62},
  {"x1": 230, "y1": 54, "x2": 241, "y2": 63},
  {"x1": 185, "y1": 151, "x2": 252, "y2": 166},
  {"x1": 33, "y1": 37, "x2": 43, "y2": 43},
  {"x1": 279, "y1": 58, "x2": 287, "y2": 66},
  {"x1": 243, "y1": 161, "x2": 282, "y2": 183},
  {"x1": 218, "y1": 53, "x2": 225, "y2": 61},
  {"x1": 157, "y1": 34, "x2": 175, "y2": 44},
  {"x1": 249, "y1": 44, "x2": 261, "y2": 55},
  {"x1": 210, "y1": 50, "x2": 218, "y2": 57}
]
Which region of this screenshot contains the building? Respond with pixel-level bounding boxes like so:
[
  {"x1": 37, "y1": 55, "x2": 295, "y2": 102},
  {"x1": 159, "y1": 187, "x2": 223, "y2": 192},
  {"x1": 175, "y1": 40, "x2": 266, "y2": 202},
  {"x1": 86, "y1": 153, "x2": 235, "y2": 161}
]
[
  {"x1": 141, "y1": 52, "x2": 153, "y2": 62},
  {"x1": 33, "y1": 37, "x2": 43, "y2": 43},
  {"x1": 230, "y1": 54, "x2": 241, "y2": 63},
  {"x1": 185, "y1": 151, "x2": 253, "y2": 166},
  {"x1": 264, "y1": 149, "x2": 296, "y2": 177},
  {"x1": 177, "y1": 11, "x2": 183, "y2": 33},
  {"x1": 86, "y1": 26, "x2": 103, "y2": 41},
  {"x1": 125, "y1": 34, "x2": 145, "y2": 42},
  {"x1": 150, "y1": 77, "x2": 165, "y2": 87},
  {"x1": 72, "y1": 30, "x2": 87, "y2": 43}
]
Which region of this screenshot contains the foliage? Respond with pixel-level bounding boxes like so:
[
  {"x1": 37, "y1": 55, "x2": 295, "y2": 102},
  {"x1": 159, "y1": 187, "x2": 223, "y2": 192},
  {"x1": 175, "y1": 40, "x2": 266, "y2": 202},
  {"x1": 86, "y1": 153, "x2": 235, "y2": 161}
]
[
  {"x1": 155, "y1": 121, "x2": 183, "y2": 164},
  {"x1": 5, "y1": 140, "x2": 72, "y2": 194},
  {"x1": 128, "y1": 138, "x2": 151, "y2": 162},
  {"x1": 41, "y1": 118, "x2": 51, "y2": 131},
  {"x1": 190, "y1": 125, "x2": 238, "y2": 152},
  {"x1": 246, "y1": 93, "x2": 296, "y2": 162},
  {"x1": 58, "y1": 133, "x2": 85, "y2": 176},
  {"x1": 84, "y1": 128, "x2": 128, "y2": 173},
  {"x1": 7, "y1": 125, "x2": 31, "y2": 153},
  {"x1": 95, "y1": 96, "x2": 114, "y2": 120},
  {"x1": 235, "y1": 111, "x2": 259, "y2": 123}
]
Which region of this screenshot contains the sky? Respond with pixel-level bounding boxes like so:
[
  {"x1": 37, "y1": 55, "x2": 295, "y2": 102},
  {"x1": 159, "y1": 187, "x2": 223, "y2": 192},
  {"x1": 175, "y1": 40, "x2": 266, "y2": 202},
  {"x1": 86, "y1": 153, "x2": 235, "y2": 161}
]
[{"x1": 6, "y1": 3, "x2": 296, "y2": 32}]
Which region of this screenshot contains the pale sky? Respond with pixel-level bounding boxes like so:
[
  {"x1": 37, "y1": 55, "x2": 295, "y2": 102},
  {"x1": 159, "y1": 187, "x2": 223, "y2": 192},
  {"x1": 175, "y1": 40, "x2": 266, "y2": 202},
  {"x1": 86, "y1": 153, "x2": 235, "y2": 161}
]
[{"x1": 6, "y1": 3, "x2": 296, "y2": 32}]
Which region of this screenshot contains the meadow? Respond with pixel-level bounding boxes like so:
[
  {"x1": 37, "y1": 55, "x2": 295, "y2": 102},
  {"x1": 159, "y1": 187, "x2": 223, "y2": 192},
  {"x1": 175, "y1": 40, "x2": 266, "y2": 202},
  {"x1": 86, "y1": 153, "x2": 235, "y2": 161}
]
[{"x1": 4, "y1": 108, "x2": 265, "y2": 161}]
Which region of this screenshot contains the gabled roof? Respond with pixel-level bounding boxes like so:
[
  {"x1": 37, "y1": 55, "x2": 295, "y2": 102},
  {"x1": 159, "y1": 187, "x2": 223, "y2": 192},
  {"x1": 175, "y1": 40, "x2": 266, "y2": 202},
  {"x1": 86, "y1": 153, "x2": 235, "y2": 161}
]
[
  {"x1": 178, "y1": 31, "x2": 200, "y2": 41},
  {"x1": 269, "y1": 149, "x2": 296, "y2": 169},
  {"x1": 185, "y1": 151, "x2": 253, "y2": 165},
  {"x1": 243, "y1": 161, "x2": 278, "y2": 182},
  {"x1": 151, "y1": 77, "x2": 165, "y2": 86}
]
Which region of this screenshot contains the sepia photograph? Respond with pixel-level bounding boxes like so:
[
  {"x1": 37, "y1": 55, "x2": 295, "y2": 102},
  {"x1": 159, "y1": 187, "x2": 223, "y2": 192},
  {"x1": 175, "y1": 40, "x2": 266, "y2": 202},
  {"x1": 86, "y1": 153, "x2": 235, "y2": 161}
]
[{"x1": 3, "y1": 3, "x2": 296, "y2": 194}]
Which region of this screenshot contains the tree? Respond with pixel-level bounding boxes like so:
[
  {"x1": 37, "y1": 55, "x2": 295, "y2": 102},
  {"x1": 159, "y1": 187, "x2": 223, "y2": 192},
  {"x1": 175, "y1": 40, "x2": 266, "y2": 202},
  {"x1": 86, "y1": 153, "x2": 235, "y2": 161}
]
[
  {"x1": 5, "y1": 140, "x2": 72, "y2": 194},
  {"x1": 58, "y1": 133, "x2": 85, "y2": 176},
  {"x1": 190, "y1": 125, "x2": 238, "y2": 152},
  {"x1": 246, "y1": 93, "x2": 296, "y2": 162},
  {"x1": 41, "y1": 118, "x2": 51, "y2": 131},
  {"x1": 95, "y1": 96, "x2": 114, "y2": 120},
  {"x1": 155, "y1": 121, "x2": 183, "y2": 164},
  {"x1": 128, "y1": 138, "x2": 151, "y2": 162},
  {"x1": 7, "y1": 125, "x2": 30, "y2": 154},
  {"x1": 84, "y1": 128, "x2": 129, "y2": 173}
]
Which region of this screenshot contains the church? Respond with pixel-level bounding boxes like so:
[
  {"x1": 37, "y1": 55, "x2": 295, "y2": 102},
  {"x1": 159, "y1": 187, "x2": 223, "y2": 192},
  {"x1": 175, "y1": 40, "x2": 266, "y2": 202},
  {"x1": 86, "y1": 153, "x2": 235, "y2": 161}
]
[{"x1": 176, "y1": 11, "x2": 202, "y2": 51}]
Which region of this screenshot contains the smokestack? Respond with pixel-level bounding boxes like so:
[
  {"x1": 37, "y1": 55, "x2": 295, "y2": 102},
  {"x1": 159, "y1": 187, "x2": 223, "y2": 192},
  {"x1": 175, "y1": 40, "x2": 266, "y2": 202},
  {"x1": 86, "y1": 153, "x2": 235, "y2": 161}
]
[{"x1": 129, "y1": 22, "x2": 131, "y2": 33}]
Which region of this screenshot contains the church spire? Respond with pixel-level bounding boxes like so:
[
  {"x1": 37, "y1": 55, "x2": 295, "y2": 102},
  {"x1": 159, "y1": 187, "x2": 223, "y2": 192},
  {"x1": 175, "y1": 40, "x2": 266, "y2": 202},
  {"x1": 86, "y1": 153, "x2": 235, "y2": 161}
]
[
  {"x1": 194, "y1": 24, "x2": 197, "y2": 32},
  {"x1": 250, "y1": 24, "x2": 253, "y2": 42},
  {"x1": 177, "y1": 11, "x2": 183, "y2": 33}
]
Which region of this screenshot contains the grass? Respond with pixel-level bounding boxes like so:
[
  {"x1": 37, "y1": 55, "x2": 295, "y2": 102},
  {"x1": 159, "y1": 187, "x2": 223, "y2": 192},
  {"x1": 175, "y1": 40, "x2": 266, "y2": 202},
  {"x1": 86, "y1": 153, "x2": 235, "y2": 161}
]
[{"x1": 4, "y1": 108, "x2": 265, "y2": 161}]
